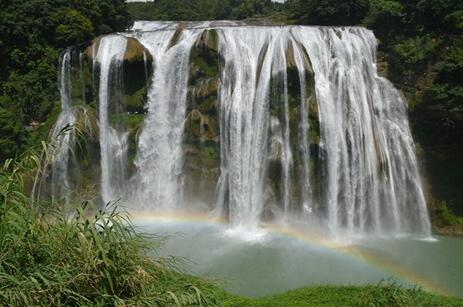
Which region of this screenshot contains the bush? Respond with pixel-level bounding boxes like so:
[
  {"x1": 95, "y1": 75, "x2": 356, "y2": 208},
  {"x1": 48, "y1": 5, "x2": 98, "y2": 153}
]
[
  {"x1": 0, "y1": 0, "x2": 133, "y2": 159},
  {"x1": 53, "y1": 10, "x2": 94, "y2": 47},
  {"x1": 417, "y1": 0, "x2": 463, "y2": 33},
  {"x1": 289, "y1": 0, "x2": 370, "y2": 25},
  {"x1": 0, "y1": 151, "x2": 223, "y2": 306},
  {"x1": 363, "y1": 0, "x2": 404, "y2": 39},
  {"x1": 429, "y1": 198, "x2": 463, "y2": 227},
  {"x1": 392, "y1": 35, "x2": 440, "y2": 66},
  {"x1": 414, "y1": 42, "x2": 463, "y2": 143},
  {"x1": 0, "y1": 97, "x2": 24, "y2": 161}
]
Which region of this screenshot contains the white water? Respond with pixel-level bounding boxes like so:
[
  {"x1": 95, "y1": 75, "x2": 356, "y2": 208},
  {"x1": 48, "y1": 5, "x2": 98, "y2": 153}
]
[
  {"x1": 95, "y1": 35, "x2": 128, "y2": 204},
  {"x1": 292, "y1": 27, "x2": 431, "y2": 235},
  {"x1": 128, "y1": 25, "x2": 205, "y2": 210},
  {"x1": 49, "y1": 49, "x2": 75, "y2": 202},
  {"x1": 49, "y1": 22, "x2": 431, "y2": 237}
]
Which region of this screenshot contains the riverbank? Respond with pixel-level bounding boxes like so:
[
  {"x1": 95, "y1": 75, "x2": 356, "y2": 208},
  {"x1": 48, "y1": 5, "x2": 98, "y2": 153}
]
[
  {"x1": 435, "y1": 225, "x2": 463, "y2": 237},
  {"x1": 430, "y1": 198, "x2": 463, "y2": 237},
  {"x1": 222, "y1": 285, "x2": 463, "y2": 306}
]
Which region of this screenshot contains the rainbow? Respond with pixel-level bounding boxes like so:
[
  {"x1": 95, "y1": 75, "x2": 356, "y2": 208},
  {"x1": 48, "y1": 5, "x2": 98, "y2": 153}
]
[{"x1": 130, "y1": 211, "x2": 452, "y2": 297}]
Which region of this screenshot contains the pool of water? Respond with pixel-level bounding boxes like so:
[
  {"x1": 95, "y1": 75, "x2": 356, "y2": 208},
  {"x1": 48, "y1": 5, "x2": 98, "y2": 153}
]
[
  {"x1": 134, "y1": 218, "x2": 463, "y2": 298},
  {"x1": 355, "y1": 236, "x2": 463, "y2": 298}
]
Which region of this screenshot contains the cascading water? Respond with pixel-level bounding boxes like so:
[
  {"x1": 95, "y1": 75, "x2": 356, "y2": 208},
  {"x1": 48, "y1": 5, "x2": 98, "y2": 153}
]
[
  {"x1": 292, "y1": 27, "x2": 431, "y2": 235},
  {"x1": 48, "y1": 49, "x2": 76, "y2": 202},
  {"x1": 215, "y1": 27, "x2": 274, "y2": 227},
  {"x1": 129, "y1": 24, "x2": 205, "y2": 210},
  {"x1": 47, "y1": 22, "x2": 431, "y2": 237},
  {"x1": 95, "y1": 35, "x2": 129, "y2": 204}
]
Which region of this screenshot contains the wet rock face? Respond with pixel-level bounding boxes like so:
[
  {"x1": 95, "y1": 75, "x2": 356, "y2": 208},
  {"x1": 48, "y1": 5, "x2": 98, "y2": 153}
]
[
  {"x1": 183, "y1": 29, "x2": 221, "y2": 205},
  {"x1": 62, "y1": 30, "x2": 224, "y2": 206},
  {"x1": 186, "y1": 109, "x2": 218, "y2": 142},
  {"x1": 85, "y1": 36, "x2": 153, "y2": 64},
  {"x1": 44, "y1": 36, "x2": 153, "y2": 202},
  {"x1": 264, "y1": 42, "x2": 321, "y2": 215},
  {"x1": 84, "y1": 36, "x2": 152, "y2": 115},
  {"x1": 52, "y1": 28, "x2": 323, "y2": 209},
  {"x1": 74, "y1": 28, "x2": 323, "y2": 210}
]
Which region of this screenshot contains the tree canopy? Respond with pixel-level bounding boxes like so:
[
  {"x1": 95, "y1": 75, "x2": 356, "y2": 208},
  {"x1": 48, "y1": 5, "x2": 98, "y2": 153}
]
[{"x1": 0, "y1": 0, "x2": 132, "y2": 160}]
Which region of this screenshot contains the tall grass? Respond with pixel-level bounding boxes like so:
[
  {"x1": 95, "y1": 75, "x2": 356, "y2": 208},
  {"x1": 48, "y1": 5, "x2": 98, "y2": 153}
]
[{"x1": 0, "y1": 148, "x2": 224, "y2": 306}]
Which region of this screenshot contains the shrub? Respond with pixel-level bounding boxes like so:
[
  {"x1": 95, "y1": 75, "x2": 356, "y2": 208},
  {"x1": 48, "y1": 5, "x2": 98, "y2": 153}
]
[{"x1": 0, "y1": 150, "x2": 222, "y2": 306}]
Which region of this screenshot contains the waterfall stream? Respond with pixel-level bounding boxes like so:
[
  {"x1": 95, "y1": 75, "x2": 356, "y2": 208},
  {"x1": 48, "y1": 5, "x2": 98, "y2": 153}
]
[
  {"x1": 49, "y1": 49, "x2": 75, "y2": 202},
  {"x1": 95, "y1": 35, "x2": 128, "y2": 204},
  {"x1": 47, "y1": 22, "x2": 431, "y2": 237},
  {"x1": 131, "y1": 26, "x2": 203, "y2": 210}
]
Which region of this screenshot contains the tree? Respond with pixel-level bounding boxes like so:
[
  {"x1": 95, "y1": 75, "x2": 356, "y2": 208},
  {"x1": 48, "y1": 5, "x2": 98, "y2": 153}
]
[
  {"x1": 0, "y1": 97, "x2": 24, "y2": 161},
  {"x1": 53, "y1": 10, "x2": 94, "y2": 47},
  {"x1": 363, "y1": 0, "x2": 404, "y2": 40},
  {"x1": 288, "y1": 0, "x2": 370, "y2": 25},
  {"x1": 0, "y1": 0, "x2": 133, "y2": 160},
  {"x1": 417, "y1": 0, "x2": 463, "y2": 33}
]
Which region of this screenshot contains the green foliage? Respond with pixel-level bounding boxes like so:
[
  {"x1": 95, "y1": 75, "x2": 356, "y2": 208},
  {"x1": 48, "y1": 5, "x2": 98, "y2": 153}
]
[
  {"x1": 2, "y1": 46, "x2": 59, "y2": 123},
  {"x1": 392, "y1": 36, "x2": 440, "y2": 67},
  {"x1": 53, "y1": 10, "x2": 94, "y2": 47},
  {"x1": 128, "y1": 0, "x2": 283, "y2": 21},
  {"x1": 363, "y1": 0, "x2": 404, "y2": 39},
  {"x1": 417, "y1": 0, "x2": 463, "y2": 33},
  {"x1": 125, "y1": 87, "x2": 147, "y2": 114},
  {"x1": 370, "y1": 0, "x2": 403, "y2": 15},
  {"x1": 222, "y1": 281, "x2": 463, "y2": 306},
  {"x1": 0, "y1": 0, "x2": 133, "y2": 161},
  {"x1": 0, "y1": 98, "x2": 24, "y2": 161},
  {"x1": 387, "y1": 35, "x2": 441, "y2": 91},
  {"x1": 230, "y1": 0, "x2": 275, "y2": 19},
  {"x1": 414, "y1": 40, "x2": 463, "y2": 144},
  {"x1": 446, "y1": 10, "x2": 463, "y2": 32},
  {"x1": 0, "y1": 150, "x2": 225, "y2": 306},
  {"x1": 430, "y1": 198, "x2": 463, "y2": 227},
  {"x1": 288, "y1": 0, "x2": 370, "y2": 25},
  {"x1": 435, "y1": 44, "x2": 463, "y2": 83}
]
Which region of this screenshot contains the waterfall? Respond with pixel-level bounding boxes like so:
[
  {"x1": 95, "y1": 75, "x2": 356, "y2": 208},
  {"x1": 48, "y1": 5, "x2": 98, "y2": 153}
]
[
  {"x1": 59, "y1": 49, "x2": 72, "y2": 111},
  {"x1": 95, "y1": 35, "x2": 128, "y2": 204},
  {"x1": 48, "y1": 22, "x2": 431, "y2": 237},
  {"x1": 215, "y1": 27, "x2": 272, "y2": 227},
  {"x1": 49, "y1": 49, "x2": 75, "y2": 202},
  {"x1": 291, "y1": 27, "x2": 431, "y2": 235},
  {"x1": 129, "y1": 24, "x2": 205, "y2": 210}
]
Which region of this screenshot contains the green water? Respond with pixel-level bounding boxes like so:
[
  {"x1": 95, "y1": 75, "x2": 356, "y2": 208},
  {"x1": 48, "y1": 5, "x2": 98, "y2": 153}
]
[
  {"x1": 136, "y1": 220, "x2": 463, "y2": 298},
  {"x1": 356, "y1": 236, "x2": 463, "y2": 298}
]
